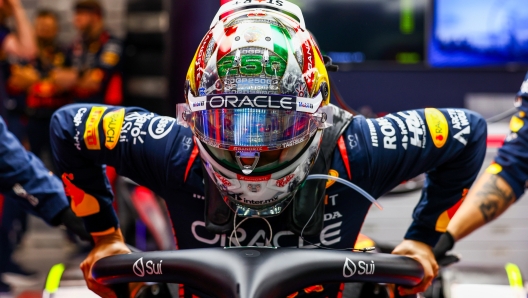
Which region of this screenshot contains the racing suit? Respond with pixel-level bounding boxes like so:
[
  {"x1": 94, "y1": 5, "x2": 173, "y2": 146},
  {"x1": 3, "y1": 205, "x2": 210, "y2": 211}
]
[
  {"x1": 488, "y1": 72, "x2": 528, "y2": 200},
  {"x1": 0, "y1": 115, "x2": 69, "y2": 274},
  {"x1": 50, "y1": 104, "x2": 487, "y2": 297}
]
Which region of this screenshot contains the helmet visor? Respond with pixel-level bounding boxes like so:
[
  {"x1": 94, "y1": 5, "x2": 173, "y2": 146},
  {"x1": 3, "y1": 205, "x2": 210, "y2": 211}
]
[{"x1": 187, "y1": 108, "x2": 323, "y2": 151}]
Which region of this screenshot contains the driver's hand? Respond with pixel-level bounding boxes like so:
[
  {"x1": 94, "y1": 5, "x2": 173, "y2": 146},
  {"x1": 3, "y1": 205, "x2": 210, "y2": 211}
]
[
  {"x1": 80, "y1": 228, "x2": 131, "y2": 298},
  {"x1": 391, "y1": 239, "x2": 438, "y2": 296}
]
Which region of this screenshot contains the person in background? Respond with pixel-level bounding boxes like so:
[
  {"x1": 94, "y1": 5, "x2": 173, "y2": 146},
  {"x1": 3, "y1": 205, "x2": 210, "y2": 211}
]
[
  {"x1": 434, "y1": 72, "x2": 528, "y2": 260},
  {"x1": 55, "y1": 0, "x2": 123, "y2": 105},
  {"x1": 0, "y1": 0, "x2": 37, "y2": 292},
  {"x1": 7, "y1": 9, "x2": 72, "y2": 163}
]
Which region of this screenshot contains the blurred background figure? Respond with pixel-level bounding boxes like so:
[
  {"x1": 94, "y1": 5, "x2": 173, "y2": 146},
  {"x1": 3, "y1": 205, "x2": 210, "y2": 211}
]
[
  {"x1": 0, "y1": 0, "x2": 37, "y2": 294},
  {"x1": 7, "y1": 9, "x2": 71, "y2": 162},
  {"x1": 55, "y1": 0, "x2": 123, "y2": 105}
]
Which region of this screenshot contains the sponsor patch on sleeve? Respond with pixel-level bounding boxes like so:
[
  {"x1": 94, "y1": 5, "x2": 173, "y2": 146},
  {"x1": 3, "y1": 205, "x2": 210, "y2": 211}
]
[
  {"x1": 103, "y1": 108, "x2": 125, "y2": 150},
  {"x1": 486, "y1": 163, "x2": 503, "y2": 175},
  {"x1": 424, "y1": 108, "x2": 449, "y2": 148},
  {"x1": 509, "y1": 115, "x2": 524, "y2": 133},
  {"x1": 83, "y1": 106, "x2": 107, "y2": 150}
]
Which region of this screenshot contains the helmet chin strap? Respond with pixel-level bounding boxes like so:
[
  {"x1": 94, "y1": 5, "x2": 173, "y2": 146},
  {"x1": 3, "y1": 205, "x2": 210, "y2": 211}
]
[{"x1": 235, "y1": 151, "x2": 260, "y2": 175}]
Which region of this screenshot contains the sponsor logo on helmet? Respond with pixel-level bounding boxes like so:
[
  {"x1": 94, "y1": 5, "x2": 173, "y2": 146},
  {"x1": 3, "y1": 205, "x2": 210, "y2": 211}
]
[
  {"x1": 229, "y1": 145, "x2": 269, "y2": 152},
  {"x1": 424, "y1": 108, "x2": 448, "y2": 148},
  {"x1": 282, "y1": 136, "x2": 308, "y2": 149},
  {"x1": 133, "y1": 257, "x2": 163, "y2": 277},
  {"x1": 83, "y1": 106, "x2": 108, "y2": 150},
  {"x1": 206, "y1": 94, "x2": 294, "y2": 110},
  {"x1": 343, "y1": 258, "x2": 375, "y2": 278},
  {"x1": 148, "y1": 116, "x2": 175, "y2": 139},
  {"x1": 233, "y1": 0, "x2": 283, "y2": 6},
  {"x1": 193, "y1": 101, "x2": 205, "y2": 107},
  {"x1": 214, "y1": 172, "x2": 232, "y2": 186},
  {"x1": 276, "y1": 173, "x2": 295, "y2": 187},
  {"x1": 103, "y1": 109, "x2": 125, "y2": 150},
  {"x1": 239, "y1": 197, "x2": 279, "y2": 205},
  {"x1": 298, "y1": 102, "x2": 313, "y2": 109},
  {"x1": 236, "y1": 174, "x2": 271, "y2": 181}
]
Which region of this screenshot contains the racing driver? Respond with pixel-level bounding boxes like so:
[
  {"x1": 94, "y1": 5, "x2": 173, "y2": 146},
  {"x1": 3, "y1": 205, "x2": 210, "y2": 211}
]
[{"x1": 49, "y1": 1, "x2": 488, "y2": 297}]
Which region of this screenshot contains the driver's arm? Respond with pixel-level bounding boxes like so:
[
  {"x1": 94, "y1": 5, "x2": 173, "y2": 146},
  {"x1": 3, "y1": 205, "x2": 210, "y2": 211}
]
[
  {"x1": 50, "y1": 103, "x2": 188, "y2": 297},
  {"x1": 349, "y1": 108, "x2": 487, "y2": 295}
]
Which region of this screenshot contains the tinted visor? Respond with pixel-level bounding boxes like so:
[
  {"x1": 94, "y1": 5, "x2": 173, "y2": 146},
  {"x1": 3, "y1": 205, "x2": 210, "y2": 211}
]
[{"x1": 188, "y1": 108, "x2": 322, "y2": 151}]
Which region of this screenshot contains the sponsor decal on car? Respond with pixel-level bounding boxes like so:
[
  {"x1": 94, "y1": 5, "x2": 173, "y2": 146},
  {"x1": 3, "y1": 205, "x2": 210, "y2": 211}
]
[
  {"x1": 103, "y1": 108, "x2": 125, "y2": 150},
  {"x1": 343, "y1": 258, "x2": 375, "y2": 278},
  {"x1": 83, "y1": 106, "x2": 107, "y2": 150},
  {"x1": 425, "y1": 108, "x2": 448, "y2": 148},
  {"x1": 133, "y1": 257, "x2": 163, "y2": 277}
]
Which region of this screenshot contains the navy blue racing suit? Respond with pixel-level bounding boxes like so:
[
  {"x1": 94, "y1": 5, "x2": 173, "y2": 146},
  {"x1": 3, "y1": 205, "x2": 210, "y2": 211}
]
[
  {"x1": 50, "y1": 104, "x2": 487, "y2": 297},
  {"x1": 489, "y1": 72, "x2": 528, "y2": 200}
]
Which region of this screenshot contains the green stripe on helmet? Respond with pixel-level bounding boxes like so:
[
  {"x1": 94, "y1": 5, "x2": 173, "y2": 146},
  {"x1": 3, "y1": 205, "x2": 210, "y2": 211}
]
[{"x1": 271, "y1": 25, "x2": 289, "y2": 62}]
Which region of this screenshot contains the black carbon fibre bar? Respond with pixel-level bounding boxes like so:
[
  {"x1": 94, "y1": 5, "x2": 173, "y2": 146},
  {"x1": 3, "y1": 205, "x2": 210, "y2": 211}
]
[{"x1": 92, "y1": 247, "x2": 424, "y2": 298}]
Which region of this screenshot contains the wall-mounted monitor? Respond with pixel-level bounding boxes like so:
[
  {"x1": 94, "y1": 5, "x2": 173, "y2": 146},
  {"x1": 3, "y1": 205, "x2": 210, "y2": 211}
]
[
  {"x1": 301, "y1": 0, "x2": 427, "y2": 65},
  {"x1": 428, "y1": 0, "x2": 528, "y2": 67}
]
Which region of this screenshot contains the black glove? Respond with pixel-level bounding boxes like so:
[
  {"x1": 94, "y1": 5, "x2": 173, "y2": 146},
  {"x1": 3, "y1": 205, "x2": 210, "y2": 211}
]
[
  {"x1": 52, "y1": 207, "x2": 92, "y2": 243},
  {"x1": 433, "y1": 231, "x2": 459, "y2": 266}
]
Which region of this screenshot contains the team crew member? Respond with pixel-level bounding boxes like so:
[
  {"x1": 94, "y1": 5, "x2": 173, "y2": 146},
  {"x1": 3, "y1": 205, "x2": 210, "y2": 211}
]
[
  {"x1": 0, "y1": 0, "x2": 38, "y2": 292},
  {"x1": 7, "y1": 10, "x2": 72, "y2": 160},
  {"x1": 435, "y1": 72, "x2": 528, "y2": 257},
  {"x1": 0, "y1": 114, "x2": 90, "y2": 292},
  {"x1": 58, "y1": 0, "x2": 123, "y2": 105},
  {"x1": 50, "y1": 1, "x2": 488, "y2": 297}
]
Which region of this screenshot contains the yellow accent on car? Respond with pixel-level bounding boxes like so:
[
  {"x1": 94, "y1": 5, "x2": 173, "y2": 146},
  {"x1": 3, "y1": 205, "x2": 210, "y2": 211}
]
[
  {"x1": 424, "y1": 108, "x2": 449, "y2": 148},
  {"x1": 505, "y1": 263, "x2": 523, "y2": 288},
  {"x1": 44, "y1": 263, "x2": 65, "y2": 294}
]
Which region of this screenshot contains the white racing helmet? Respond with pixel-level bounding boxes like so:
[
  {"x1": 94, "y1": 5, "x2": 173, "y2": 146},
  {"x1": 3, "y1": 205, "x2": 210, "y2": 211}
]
[{"x1": 177, "y1": 0, "x2": 332, "y2": 217}]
